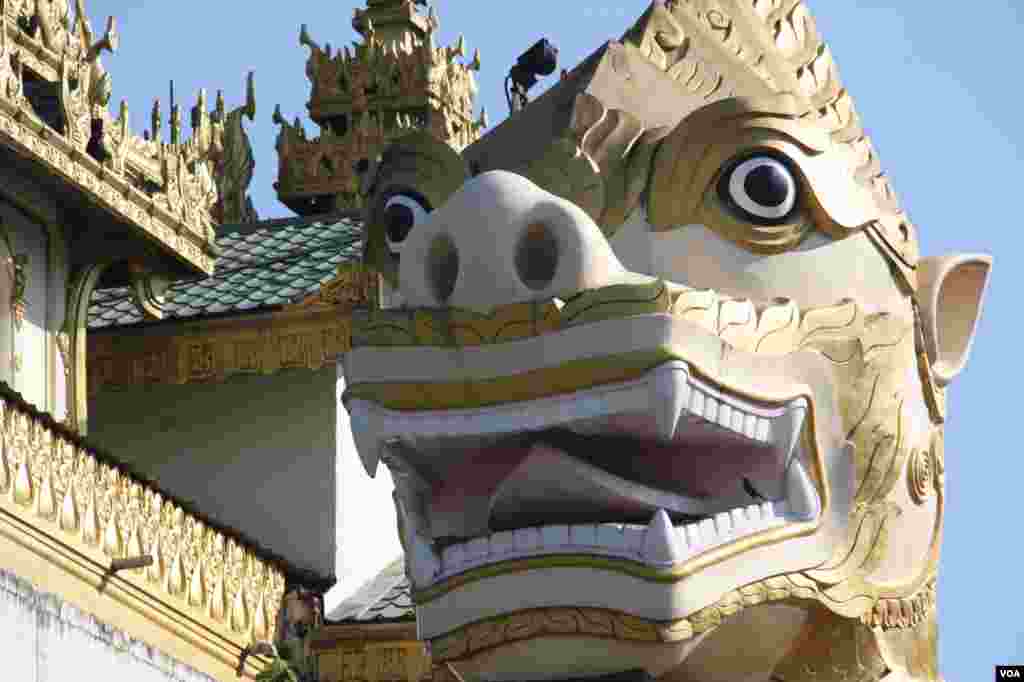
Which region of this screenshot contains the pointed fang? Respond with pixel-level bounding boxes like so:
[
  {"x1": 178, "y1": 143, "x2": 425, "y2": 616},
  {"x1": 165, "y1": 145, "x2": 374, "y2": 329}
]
[
  {"x1": 774, "y1": 398, "x2": 808, "y2": 469},
  {"x1": 784, "y1": 459, "x2": 820, "y2": 521},
  {"x1": 349, "y1": 410, "x2": 380, "y2": 478},
  {"x1": 643, "y1": 509, "x2": 683, "y2": 564},
  {"x1": 651, "y1": 365, "x2": 689, "y2": 441}
]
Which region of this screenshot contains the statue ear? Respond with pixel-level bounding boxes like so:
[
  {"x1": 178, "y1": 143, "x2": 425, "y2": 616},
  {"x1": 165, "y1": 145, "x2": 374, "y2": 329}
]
[{"x1": 916, "y1": 253, "x2": 992, "y2": 386}]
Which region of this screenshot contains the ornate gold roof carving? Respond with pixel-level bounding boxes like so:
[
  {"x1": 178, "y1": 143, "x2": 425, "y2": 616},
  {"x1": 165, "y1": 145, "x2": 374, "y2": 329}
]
[
  {"x1": 275, "y1": 0, "x2": 485, "y2": 214},
  {"x1": 293, "y1": 261, "x2": 379, "y2": 309},
  {"x1": 0, "y1": 0, "x2": 260, "y2": 275},
  {"x1": 0, "y1": 381, "x2": 287, "y2": 678}
]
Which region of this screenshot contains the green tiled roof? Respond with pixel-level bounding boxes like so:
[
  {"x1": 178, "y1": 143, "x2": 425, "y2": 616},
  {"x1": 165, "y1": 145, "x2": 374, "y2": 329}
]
[
  {"x1": 89, "y1": 213, "x2": 363, "y2": 329},
  {"x1": 330, "y1": 559, "x2": 415, "y2": 623}
]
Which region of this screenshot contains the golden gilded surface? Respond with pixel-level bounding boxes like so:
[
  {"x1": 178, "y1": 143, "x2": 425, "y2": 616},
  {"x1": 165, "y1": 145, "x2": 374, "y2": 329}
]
[
  {"x1": 0, "y1": 387, "x2": 287, "y2": 677},
  {"x1": 88, "y1": 308, "x2": 352, "y2": 391},
  {"x1": 345, "y1": 350, "x2": 676, "y2": 411},
  {"x1": 623, "y1": 0, "x2": 919, "y2": 291},
  {"x1": 428, "y1": 575, "x2": 938, "y2": 666},
  {"x1": 275, "y1": 1, "x2": 485, "y2": 212},
  {"x1": 295, "y1": 262, "x2": 380, "y2": 309},
  {"x1": 312, "y1": 623, "x2": 433, "y2": 682},
  {"x1": 0, "y1": 1, "x2": 259, "y2": 275}
]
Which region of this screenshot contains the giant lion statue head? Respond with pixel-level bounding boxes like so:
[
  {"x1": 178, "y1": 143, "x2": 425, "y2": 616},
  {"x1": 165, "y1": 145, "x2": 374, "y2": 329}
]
[{"x1": 345, "y1": 3, "x2": 991, "y2": 681}]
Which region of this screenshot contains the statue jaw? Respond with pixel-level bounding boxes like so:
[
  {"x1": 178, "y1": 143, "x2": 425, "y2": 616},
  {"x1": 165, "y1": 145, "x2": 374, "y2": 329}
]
[{"x1": 343, "y1": 298, "x2": 856, "y2": 673}]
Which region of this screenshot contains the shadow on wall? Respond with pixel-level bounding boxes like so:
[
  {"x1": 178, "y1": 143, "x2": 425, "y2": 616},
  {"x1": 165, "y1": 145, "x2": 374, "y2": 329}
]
[{"x1": 87, "y1": 366, "x2": 338, "y2": 581}]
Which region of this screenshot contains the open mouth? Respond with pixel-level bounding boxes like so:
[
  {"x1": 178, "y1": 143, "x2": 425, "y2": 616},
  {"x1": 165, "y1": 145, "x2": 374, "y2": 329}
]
[{"x1": 348, "y1": 361, "x2": 823, "y2": 588}]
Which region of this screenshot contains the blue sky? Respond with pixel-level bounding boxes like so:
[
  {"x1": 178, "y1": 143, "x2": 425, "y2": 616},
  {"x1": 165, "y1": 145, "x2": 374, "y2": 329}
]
[{"x1": 96, "y1": 1, "x2": 1020, "y2": 678}]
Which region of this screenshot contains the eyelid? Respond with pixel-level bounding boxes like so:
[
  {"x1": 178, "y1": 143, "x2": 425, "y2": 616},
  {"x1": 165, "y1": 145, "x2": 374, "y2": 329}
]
[
  {"x1": 384, "y1": 194, "x2": 429, "y2": 211},
  {"x1": 382, "y1": 193, "x2": 431, "y2": 252},
  {"x1": 380, "y1": 188, "x2": 432, "y2": 213}
]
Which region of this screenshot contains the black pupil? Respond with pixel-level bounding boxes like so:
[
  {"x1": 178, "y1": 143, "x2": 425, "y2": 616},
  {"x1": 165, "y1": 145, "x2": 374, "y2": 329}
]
[
  {"x1": 384, "y1": 203, "x2": 415, "y2": 243},
  {"x1": 743, "y1": 163, "x2": 790, "y2": 208}
]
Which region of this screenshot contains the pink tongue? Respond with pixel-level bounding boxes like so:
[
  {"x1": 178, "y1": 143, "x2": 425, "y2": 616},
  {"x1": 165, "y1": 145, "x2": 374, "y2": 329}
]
[
  {"x1": 430, "y1": 445, "x2": 531, "y2": 513},
  {"x1": 589, "y1": 414, "x2": 780, "y2": 498},
  {"x1": 429, "y1": 433, "x2": 778, "y2": 520},
  {"x1": 615, "y1": 435, "x2": 778, "y2": 498}
]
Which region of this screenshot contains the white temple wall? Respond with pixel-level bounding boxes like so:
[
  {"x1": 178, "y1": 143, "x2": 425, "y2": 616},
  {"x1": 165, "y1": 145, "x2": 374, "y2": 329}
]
[
  {"x1": 325, "y1": 360, "x2": 403, "y2": 618},
  {"x1": 87, "y1": 367, "x2": 337, "y2": 580},
  {"x1": 0, "y1": 568, "x2": 215, "y2": 682}
]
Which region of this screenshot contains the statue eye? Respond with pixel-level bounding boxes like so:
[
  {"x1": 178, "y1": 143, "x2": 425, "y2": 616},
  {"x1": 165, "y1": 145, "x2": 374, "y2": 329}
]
[
  {"x1": 717, "y1": 154, "x2": 798, "y2": 224},
  {"x1": 382, "y1": 193, "x2": 430, "y2": 253}
]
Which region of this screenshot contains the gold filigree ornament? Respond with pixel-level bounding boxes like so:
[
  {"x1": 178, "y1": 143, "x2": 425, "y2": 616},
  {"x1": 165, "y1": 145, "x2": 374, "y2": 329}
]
[{"x1": 907, "y1": 448, "x2": 934, "y2": 506}]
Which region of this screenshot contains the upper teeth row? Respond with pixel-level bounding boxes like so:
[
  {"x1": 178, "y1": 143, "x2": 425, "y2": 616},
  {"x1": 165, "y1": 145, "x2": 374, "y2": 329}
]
[
  {"x1": 351, "y1": 361, "x2": 808, "y2": 479},
  {"x1": 408, "y1": 500, "x2": 789, "y2": 587},
  {"x1": 653, "y1": 363, "x2": 802, "y2": 444},
  {"x1": 678, "y1": 381, "x2": 771, "y2": 441}
]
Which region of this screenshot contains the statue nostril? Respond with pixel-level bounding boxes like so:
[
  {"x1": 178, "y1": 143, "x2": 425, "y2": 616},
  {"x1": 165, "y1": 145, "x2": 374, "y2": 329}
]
[
  {"x1": 515, "y1": 222, "x2": 559, "y2": 291},
  {"x1": 427, "y1": 233, "x2": 459, "y2": 304}
]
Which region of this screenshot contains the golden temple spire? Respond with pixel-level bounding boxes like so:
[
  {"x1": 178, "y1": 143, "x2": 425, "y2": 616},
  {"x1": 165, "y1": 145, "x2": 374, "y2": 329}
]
[
  {"x1": 274, "y1": 0, "x2": 485, "y2": 216},
  {"x1": 353, "y1": 0, "x2": 435, "y2": 45}
]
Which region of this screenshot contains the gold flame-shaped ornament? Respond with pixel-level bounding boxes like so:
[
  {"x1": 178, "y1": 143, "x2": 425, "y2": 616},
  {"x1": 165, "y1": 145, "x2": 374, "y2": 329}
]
[
  {"x1": 209, "y1": 571, "x2": 228, "y2": 622},
  {"x1": 0, "y1": 438, "x2": 9, "y2": 494},
  {"x1": 188, "y1": 559, "x2": 206, "y2": 608},
  {"x1": 252, "y1": 592, "x2": 270, "y2": 642},
  {"x1": 126, "y1": 526, "x2": 145, "y2": 567},
  {"x1": 166, "y1": 550, "x2": 186, "y2": 597},
  {"x1": 34, "y1": 470, "x2": 56, "y2": 520},
  {"x1": 146, "y1": 533, "x2": 164, "y2": 584},
  {"x1": 102, "y1": 511, "x2": 123, "y2": 557},
  {"x1": 81, "y1": 489, "x2": 100, "y2": 546},
  {"x1": 12, "y1": 454, "x2": 32, "y2": 506},
  {"x1": 230, "y1": 585, "x2": 249, "y2": 633},
  {"x1": 59, "y1": 484, "x2": 78, "y2": 532}
]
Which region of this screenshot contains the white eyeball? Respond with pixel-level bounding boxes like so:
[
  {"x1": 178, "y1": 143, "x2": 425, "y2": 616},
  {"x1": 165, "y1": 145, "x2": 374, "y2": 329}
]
[
  {"x1": 382, "y1": 194, "x2": 430, "y2": 254},
  {"x1": 719, "y1": 155, "x2": 798, "y2": 224}
]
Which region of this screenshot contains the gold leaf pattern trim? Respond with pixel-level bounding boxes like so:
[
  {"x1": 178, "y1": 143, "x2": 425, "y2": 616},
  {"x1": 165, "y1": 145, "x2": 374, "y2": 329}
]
[
  {"x1": 0, "y1": 388, "x2": 286, "y2": 647},
  {"x1": 428, "y1": 575, "x2": 938, "y2": 663}
]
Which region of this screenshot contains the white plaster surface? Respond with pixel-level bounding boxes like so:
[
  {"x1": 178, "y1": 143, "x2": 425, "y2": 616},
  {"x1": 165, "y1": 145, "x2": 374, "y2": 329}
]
[
  {"x1": 609, "y1": 209, "x2": 905, "y2": 314},
  {"x1": 88, "y1": 367, "x2": 337, "y2": 580},
  {"x1": 326, "y1": 362, "x2": 402, "y2": 618},
  {"x1": 0, "y1": 567, "x2": 214, "y2": 682}
]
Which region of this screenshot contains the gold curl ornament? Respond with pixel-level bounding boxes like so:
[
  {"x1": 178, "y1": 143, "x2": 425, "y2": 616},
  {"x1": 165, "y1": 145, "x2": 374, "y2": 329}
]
[{"x1": 907, "y1": 448, "x2": 934, "y2": 505}]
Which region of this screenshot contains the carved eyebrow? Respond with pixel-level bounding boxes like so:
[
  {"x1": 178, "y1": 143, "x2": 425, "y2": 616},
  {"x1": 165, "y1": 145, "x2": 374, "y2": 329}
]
[
  {"x1": 702, "y1": 114, "x2": 830, "y2": 156},
  {"x1": 678, "y1": 97, "x2": 832, "y2": 155}
]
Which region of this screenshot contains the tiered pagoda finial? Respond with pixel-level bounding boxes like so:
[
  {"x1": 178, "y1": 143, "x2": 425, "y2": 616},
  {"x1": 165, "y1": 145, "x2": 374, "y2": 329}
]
[{"x1": 274, "y1": 0, "x2": 486, "y2": 215}]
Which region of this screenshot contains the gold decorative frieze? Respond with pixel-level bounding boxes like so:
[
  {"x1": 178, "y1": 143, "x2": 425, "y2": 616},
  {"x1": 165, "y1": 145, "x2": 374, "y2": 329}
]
[
  {"x1": 311, "y1": 622, "x2": 433, "y2": 682},
  {"x1": 88, "y1": 308, "x2": 354, "y2": 392},
  {"x1": 427, "y1": 576, "x2": 939, "y2": 664},
  {"x1": 0, "y1": 1, "x2": 260, "y2": 275},
  {"x1": 0, "y1": 384, "x2": 287, "y2": 677}
]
